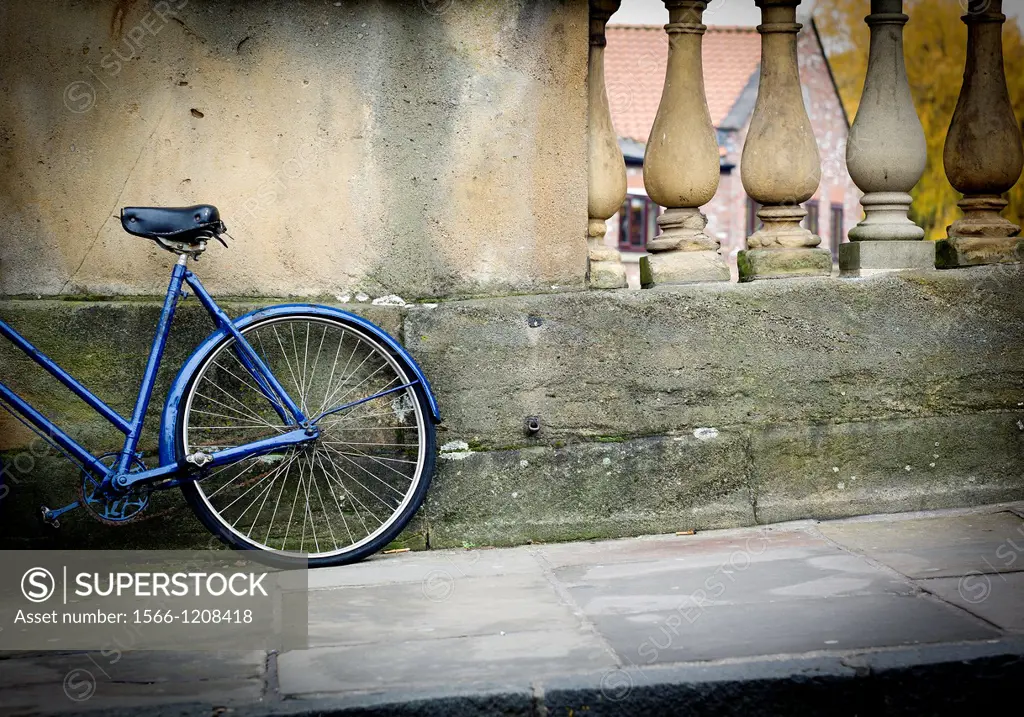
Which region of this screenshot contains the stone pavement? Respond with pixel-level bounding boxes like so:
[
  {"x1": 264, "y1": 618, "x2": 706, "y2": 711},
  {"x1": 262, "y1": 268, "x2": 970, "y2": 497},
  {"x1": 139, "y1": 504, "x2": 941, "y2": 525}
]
[{"x1": 2, "y1": 503, "x2": 1024, "y2": 716}]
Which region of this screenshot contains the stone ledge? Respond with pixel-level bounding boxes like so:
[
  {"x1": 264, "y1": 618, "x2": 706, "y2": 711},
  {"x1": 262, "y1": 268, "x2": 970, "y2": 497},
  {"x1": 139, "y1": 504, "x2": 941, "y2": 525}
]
[
  {"x1": 423, "y1": 413, "x2": 1023, "y2": 549},
  {"x1": 407, "y1": 266, "x2": 1024, "y2": 448},
  {"x1": 2, "y1": 266, "x2": 1023, "y2": 549}
]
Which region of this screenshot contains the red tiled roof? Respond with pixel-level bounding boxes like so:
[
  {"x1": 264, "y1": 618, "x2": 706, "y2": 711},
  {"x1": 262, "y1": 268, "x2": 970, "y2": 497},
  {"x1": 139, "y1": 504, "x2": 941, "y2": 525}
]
[{"x1": 605, "y1": 25, "x2": 762, "y2": 143}]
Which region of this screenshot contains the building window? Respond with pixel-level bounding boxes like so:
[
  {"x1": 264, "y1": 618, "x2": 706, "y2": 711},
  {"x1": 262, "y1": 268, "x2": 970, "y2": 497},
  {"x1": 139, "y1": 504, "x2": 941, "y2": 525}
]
[
  {"x1": 830, "y1": 203, "x2": 844, "y2": 259},
  {"x1": 804, "y1": 201, "x2": 819, "y2": 235},
  {"x1": 618, "y1": 195, "x2": 660, "y2": 251},
  {"x1": 746, "y1": 198, "x2": 763, "y2": 236}
]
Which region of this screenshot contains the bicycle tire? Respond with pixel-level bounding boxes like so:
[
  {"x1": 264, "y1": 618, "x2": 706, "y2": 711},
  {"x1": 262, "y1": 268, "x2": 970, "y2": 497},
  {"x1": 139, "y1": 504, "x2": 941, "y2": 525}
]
[{"x1": 177, "y1": 310, "x2": 435, "y2": 568}]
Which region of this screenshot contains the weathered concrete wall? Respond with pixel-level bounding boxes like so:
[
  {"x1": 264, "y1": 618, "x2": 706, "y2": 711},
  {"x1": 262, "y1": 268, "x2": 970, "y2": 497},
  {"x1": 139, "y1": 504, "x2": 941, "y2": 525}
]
[
  {"x1": 410, "y1": 266, "x2": 1024, "y2": 545},
  {"x1": 2, "y1": 266, "x2": 1022, "y2": 549},
  {"x1": 0, "y1": 0, "x2": 588, "y2": 299}
]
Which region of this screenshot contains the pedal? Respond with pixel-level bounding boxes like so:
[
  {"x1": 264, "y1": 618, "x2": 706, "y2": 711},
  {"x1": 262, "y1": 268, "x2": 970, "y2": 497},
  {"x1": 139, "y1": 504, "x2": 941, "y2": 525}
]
[
  {"x1": 185, "y1": 452, "x2": 214, "y2": 468},
  {"x1": 39, "y1": 506, "x2": 60, "y2": 529}
]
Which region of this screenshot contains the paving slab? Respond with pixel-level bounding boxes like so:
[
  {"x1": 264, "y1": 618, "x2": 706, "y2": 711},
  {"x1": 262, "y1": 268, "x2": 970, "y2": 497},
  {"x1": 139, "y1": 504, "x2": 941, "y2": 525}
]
[
  {"x1": 277, "y1": 628, "x2": 616, "y2": 697},
  {"x1": 918, "y1": 571, "x2": 1024, "y2": 630},
  {"x1": 306, "y1": 573, "x2": 579, "y2": 647},
  {"x1": 818, "y1": 511, "x2": 1024, "y2": 578},
  {"x1": 560, "y1": 553, "x2": 913, "y2": 615},
  {"x1": 590, "y1": 593, "x2": 999, "y2": 665}
]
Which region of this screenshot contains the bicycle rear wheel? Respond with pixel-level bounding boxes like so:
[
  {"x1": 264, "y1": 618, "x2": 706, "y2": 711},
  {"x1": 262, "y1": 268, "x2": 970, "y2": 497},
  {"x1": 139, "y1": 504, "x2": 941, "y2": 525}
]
[{"x1": 178, "y1": 311, "x2": 435, "y2": 567}]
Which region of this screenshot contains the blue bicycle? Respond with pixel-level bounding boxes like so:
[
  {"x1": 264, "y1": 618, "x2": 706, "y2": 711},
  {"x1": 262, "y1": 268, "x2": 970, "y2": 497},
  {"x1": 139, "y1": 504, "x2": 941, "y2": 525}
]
[{"x1": 0, "y1": 205, "x2": 439, "y2": 567}]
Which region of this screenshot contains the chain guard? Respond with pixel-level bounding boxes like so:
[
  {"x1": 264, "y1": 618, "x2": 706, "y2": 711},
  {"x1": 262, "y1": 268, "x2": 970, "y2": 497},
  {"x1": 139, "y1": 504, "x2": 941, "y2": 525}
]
[{"x1": 78, "y1": 453, "x2": 151, "y2": 525}]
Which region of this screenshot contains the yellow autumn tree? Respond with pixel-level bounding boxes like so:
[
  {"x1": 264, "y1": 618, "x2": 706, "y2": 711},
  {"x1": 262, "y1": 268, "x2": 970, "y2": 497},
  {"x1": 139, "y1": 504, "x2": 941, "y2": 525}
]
[{"x1": 816, "y1": 0, "x2": 1024, "y2": 240}]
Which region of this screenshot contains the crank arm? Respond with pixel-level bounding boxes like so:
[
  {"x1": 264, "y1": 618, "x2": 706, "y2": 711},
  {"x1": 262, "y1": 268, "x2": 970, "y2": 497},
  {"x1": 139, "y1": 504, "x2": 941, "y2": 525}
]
[{"x1": 41, "y1": 501, "x2": 81, "y2": 526}]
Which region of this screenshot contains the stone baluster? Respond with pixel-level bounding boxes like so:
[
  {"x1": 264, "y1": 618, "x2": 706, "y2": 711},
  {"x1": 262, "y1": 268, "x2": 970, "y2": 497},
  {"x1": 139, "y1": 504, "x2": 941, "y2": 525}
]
[
  {"x1": 840, "y1": 0, "x2": 934, "y2": 277},
  {"x1": 639, "y1": 0, "x2": 728, "y2": 288},
  {"x1": 737, "y1": 0, "x2": 831, "y2": 281},
  {"x1": 938, "y1": 0, "x2": 1024, "y2": 268},
  {"x1": 587, "y1": 0, "x2": 628, "y2": 289}
]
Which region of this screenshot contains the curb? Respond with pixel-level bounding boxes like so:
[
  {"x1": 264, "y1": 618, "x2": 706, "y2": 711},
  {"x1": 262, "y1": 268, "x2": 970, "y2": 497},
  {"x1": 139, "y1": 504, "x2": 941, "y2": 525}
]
[{"x1": 81, "y1": 637, "x2": 1024, "y2": 717}]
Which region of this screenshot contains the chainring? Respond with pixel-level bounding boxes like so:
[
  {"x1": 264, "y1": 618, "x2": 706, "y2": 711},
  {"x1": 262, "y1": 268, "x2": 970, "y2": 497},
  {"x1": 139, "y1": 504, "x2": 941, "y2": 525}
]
[{"x1": 78, "y1": 453, "x2": 151, "y2": 525}]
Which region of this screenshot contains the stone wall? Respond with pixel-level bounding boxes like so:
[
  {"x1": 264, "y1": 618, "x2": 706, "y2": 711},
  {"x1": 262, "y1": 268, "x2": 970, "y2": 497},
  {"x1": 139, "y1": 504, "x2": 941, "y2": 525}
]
[
  {"x1": 2, "y1": 266, "x2": 1022, "y2": 549},
  {"x1": 0, "y1": 0, "x2": 588, "y2": 299}
]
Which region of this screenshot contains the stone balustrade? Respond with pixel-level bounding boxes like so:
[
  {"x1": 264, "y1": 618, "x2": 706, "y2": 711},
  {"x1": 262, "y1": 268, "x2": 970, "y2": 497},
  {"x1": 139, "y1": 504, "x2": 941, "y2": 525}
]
[{"x1": 586, "y1": 0, "x2": 1023, "y2": 288}]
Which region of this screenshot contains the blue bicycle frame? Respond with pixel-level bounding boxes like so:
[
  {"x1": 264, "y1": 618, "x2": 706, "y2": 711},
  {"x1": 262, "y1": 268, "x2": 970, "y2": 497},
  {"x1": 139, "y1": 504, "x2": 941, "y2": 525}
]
[{"x1": 0, "y1": 256, "x2": 318, "y2": 515}]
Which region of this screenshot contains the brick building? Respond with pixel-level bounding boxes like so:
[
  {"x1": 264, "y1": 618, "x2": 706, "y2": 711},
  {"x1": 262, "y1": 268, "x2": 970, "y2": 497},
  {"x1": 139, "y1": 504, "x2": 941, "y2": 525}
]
[{"x1": 603, "y1": 21, "x2": 861, "y2": 286}]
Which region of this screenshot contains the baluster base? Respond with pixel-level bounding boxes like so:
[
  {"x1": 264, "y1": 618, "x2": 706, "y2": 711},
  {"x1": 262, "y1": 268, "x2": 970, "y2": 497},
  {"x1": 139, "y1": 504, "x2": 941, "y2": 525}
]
[
  {"x1": 640, "y1": 250, "x2": 729, "y2": 288},
  {"x1": 947, "y1": 196, "x2": 1021, "y2": 240},
  {"x1": 737, "y1": 248, "x2": 833, "y2": 282},
  {"x1": 940, "y1": 196, "x2": 1022, "y2": 268},
  {"x1": 848, "y1": 192, "x2": 926, "y2": 242},
  {"x1": 586, "y1": 220, "x2": 628, "y2": 289},
  {"x1": 839, "y1": 240, "x2": 936, "y2": 277},
  {"x1": 935, "y1": 236, "x2": 1024, "y2": 269},
  {"x1": 587, "y1": 247, "x2": 629, "y2": 289},
  {"x1": 639, "y1": 208, "x2": 728, "y2": 287}
]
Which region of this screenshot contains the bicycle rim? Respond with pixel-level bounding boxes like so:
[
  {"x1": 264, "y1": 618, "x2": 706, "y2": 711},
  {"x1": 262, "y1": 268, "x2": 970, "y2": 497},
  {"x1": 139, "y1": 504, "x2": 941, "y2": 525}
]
[{"x1": 180, "y1": 314, "x2": 429, "y2": 560}]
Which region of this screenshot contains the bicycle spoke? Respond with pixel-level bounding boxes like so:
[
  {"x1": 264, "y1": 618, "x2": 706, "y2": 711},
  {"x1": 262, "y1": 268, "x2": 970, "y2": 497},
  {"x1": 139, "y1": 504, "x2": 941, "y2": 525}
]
[
  {"x1": 193, "y1": 387, "x2": 262, "y2": 424},
  {"x1": 325, "y1": 441, "x2": 420, "y2": 448},
  {"x1": 235, "y1": 465, "x2": 287, "y2": 530},
  {"x1": 315, "y1": 329, "x2": 347, "y2": 418},
  {"x1": 247, "y1": 464, "x2": 283, "y2": 540},
  {"x1": 317, "y1": 340, "x2": 379, "y2": 416},
  {"x1": 319, "y1": 405, "x2": 405, "y2": 429},
  {"x1": 297, "y1": 451, "x2": 313, "y2": 554},
  {"x1": 205, "y1": 456, "x2": 269, "y2": 499},
  {"x1": 323, "y1": 445, "x2": 418, "y2": 466},
  {"x1": 317, "y1": 339, "x2": 364, "y2": 417},
  {"x1": 264, "y1": 452, "x2": 298, "y2": 547},
  {"x1": 318, "y1": 359, "x2": 391, "y2": 419},
  {"x1": 273, "y1": 325, "x2": 304, "y2": 411},
  {"x1": 292, "y1": 323, "x2": 308, "y2": 416},
  {"x1": 320, "y1": 441, "x2": 406, "y2": 501},
  {"x1": 216, "y1": 453, "x2": 300, "y2": 513},
  {"x1": 308, "y1": 448, "x2": 339, "y2": 552},
  {"x1": 314, "y1": 447, "x2": 382, "y2": 530},
  {"x1": 210, "y1": 359, "x2": 286, "y2": 416},
  {"x1": 312, "y1": 447, "x2": 353, "y2": 546},
  {"x1": 281, "y1": 453, "x2": 303, "y2": 551},
  {"x1": 308, "y1": 324, "x2": 328, "y2": 392}
]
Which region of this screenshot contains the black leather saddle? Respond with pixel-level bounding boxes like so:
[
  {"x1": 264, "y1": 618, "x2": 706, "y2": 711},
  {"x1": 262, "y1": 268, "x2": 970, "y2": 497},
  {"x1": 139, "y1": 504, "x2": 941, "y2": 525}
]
[{"x1": 121, "y1": 205, "x2": 226, "y2": 244}]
